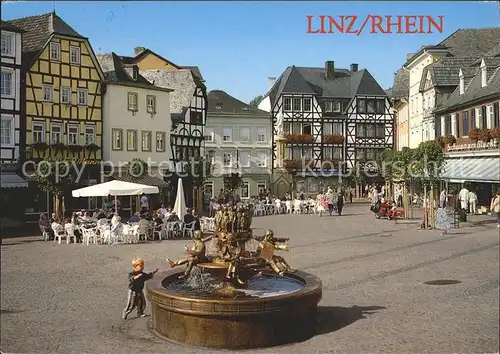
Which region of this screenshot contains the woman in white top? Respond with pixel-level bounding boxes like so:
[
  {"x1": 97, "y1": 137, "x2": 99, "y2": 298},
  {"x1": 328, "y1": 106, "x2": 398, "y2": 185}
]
[{"x1": 316, "y1": 193, "x2": 326, "y2": 217}]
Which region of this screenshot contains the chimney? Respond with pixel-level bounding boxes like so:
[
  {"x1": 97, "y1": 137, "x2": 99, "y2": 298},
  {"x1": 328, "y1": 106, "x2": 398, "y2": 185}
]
[
  {"x1": 325, "y1": 61, "x2": 335, "y2": 79},
  {"x1": 268, "y1": 77, "x2": 277, "y2": 90},
  {"x1": 134, "y1": 46, "x2": 146, "y2": 55},
  {"x1": 350, "y1": 63, "x2": 358, "y2": 73}
]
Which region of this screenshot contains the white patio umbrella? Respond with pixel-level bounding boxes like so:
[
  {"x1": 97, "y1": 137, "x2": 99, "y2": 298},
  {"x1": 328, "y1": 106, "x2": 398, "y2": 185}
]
[
  {"x1": 172, "y1": 178, "x2": 186, "y2": 221},
  {"x1": 72, "y1": 180, "x2": 159, "y2": 214}
]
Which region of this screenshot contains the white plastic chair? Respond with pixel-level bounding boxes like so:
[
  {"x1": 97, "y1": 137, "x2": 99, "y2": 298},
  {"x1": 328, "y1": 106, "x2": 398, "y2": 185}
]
[
  {"x1": 285, "y1": 200, "x2": 292, "y2": 214},
  {"x1": 64, "y1": 224, "x2": 77, "y2": 244},
  {"x1": 183, "y1": 221, "x2": 196, "y2": 238},
  {"x1": 82, "y1": 227, "x2": 98, "y2": 245},
  {"x1": 52, "y1": 225, "x2": 65, "y2": 244}
]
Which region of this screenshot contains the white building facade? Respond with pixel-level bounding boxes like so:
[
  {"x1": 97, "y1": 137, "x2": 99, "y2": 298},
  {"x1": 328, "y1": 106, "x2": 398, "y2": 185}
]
[{"x1": 1, "y1": 23, "x2": 23, "y2": 163}]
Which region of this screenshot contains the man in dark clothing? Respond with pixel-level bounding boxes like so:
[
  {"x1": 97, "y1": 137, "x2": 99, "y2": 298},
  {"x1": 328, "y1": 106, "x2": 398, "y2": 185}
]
[
  {"x1": 337, "y1": 192, "x2": 344, "y2": 216},
  {"x1": 122, "y1": 258, "x2": 158, "y2": 320},
  {"x1": 38, "y1": 214, "x2": 54, "y2": 240}
]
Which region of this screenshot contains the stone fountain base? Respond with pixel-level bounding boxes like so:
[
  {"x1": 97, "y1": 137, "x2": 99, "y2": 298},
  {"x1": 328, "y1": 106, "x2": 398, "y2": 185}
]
[{"x1": 146, "y1": 269, "x2": 322, "y2": 349}]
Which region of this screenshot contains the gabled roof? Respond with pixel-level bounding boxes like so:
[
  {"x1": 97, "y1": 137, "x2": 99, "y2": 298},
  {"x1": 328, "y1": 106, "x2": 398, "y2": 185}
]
[
  {"x1": 404, "y1": 28, "x2": 500, "y2": 67},
  {"x1": 6, "y1": 12, "x2": 84, "y2": 54},
  {"x1": 390, "y1": 68, "x2": 409, "y2": 99},
  {"x1": 96, "y1": 53, "x2": 172, "y2": 92},
  {"x1": 0, "y1": 20, "x2": 25, "y2": 33},
  {"x1": 435, "y1": 62, "x2": 500, "y2": 113},
  {"x1": 140, "y1": 69, "x2": 196, "y2": 114},
  {"x1": 125, "y1": 48, "x2": 205, "y2": 81},
  {"x1": 484, "y1": 43, "x2": 500, "y2": 58},
  {"x1": 419, "y1": 56, "x2": 479, "y2": 90},
  {"x1": 207, "y1": 90, "x2": 268, "y2": 115},
  {"x1": 264, "y1": 64, "x2": 386, "y2": 106}
]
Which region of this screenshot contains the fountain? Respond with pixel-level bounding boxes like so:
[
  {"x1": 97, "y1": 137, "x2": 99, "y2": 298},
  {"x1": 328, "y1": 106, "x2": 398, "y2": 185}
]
[{"x1": 146, "y1": 204, "x2": 322, "y2": 349}]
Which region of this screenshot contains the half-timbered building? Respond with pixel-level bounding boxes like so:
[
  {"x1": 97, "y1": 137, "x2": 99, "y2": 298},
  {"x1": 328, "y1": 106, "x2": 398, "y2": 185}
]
[
  {"x1": 121, "y1": 48, "x2": 207, "y2": 207},
  {"x1": 259, "y1": 61, "x2": 393, "y2": 195},
  {"x1": 7, "y1": 12, "x2": 105, "y2": 216}
]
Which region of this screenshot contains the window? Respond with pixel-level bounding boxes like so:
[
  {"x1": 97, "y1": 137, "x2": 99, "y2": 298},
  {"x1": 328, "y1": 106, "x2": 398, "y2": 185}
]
[
  {"x1": 32, "y1": 122, "x2": 45, "y2": 143},
  {"x1": 239, "y1": 128, "x2": 250, "y2": 142},
  {"x1": 223, "y1": 153, "x2": 232, "y2": 167},
  {"x1": 67, "y1": 125, "x2": 79, "y2": 145},
  {"x1": 204, "y1": 128, "x2": 214, "y2": 142},
  {"x1": 223, "y1": 128, "x2": 232, "y2": 142},
  {"x1": 333, "y1": 122, "x2": 343, "y2": 135},
  {"x1": 486, "y1": 105, "x2": 494, "y2": 129},
  {"x1": 141, "y1": 131, "x2": 152, "y2": 151},
  {"x1": 323, "y1": 123, "x2": 332, "y2": 135},
  {"x1": 257, "y1": 128, "x2": 266, "y2": 142},
  {"x1": 471, "y1": 109, "x2": 476, "y2": 129},
  {"x1": 366, "y1": 149, "x2": 376, "y2": 161},
  {"x1": 77, "y1": 88, "x2": 87, "y2": 105},
  {"x1": 444, "y1": 115, "x2": 451, "y2": 135},
  {"x1": 257, "y1": 182, "x2": 266, "y2": 194},
  {"x1": 112, "y1": 129, "x2": 122, "y2": 150},
  {"x1": 292, "y1": 122, "x2": 301, "y2": 134},
  {"x1": 70, "y1": 46, "x2": 80, "y2": 64},
  {"x1": 42, "y1": 85, "x2": 53, "y2": 102},
  {"x1": 207, "y1": 150, "x2": 215, "y2": 164},
  {"x1": 357, "y1": 99, "x2": 366, "y2": 113},
  {"x1": 1, "y1": 33, "x2": 13, "y2": 55},
  {"x1": 303, "y1": 98, "x2": 312, "y2": 111},
  {"x1": 283, "y1": 122, "x2": 291, "y2": 134},
  {"x1": 239, "y1": 151, "x2": 250, "y2": 167},
  {"x1": 283, "y1": 97, "x2": 292, "y2": 111},
  {"x1": 51, "y1": 124, "x2": 62, "y2": 144},
  {"x1": 127, "y1": 130, "x2": 137, "y2": 151},
  {"x1": 256, "y1": 153, "x2": 267, "y2": 167},
  {"x1": 146, "y1": 95, "x2": 156, "y2": 114},
  {"x1": 293, "y1": 98, "x2": 301, "y2": 111},
  {"x1": 494, "y1": 103, "x2": 499, "y2": 127},
  {"x1": 376, "y1": 100, "x2": 385, "y2": 113},
  {"x1": 325, "y1": 102, "x2": 333, "y2": 112},
  {"x1": 366, "y1": 124, "x2": 374, "y2": 137},
  {"x1": 241, "y1": 182, "x2": 250, "y2": 199},
  {"x1": 481, "y1": 106, "x2": 487, "y2": 129},
  {"x1": 191, "y1": 111, "x2": 203, "y2": 125},
  {"x1": 204, "y1": 183, "x2": 214, "y2": 201},
  {"x1": 156, "y1": 132, "x2": 166, "y2": 152},
  {"x1": 476, "y1": 108, "x2": 482, "y2": 128},
  {"x1": 376, "y1": 124, "x2": 385, "y2": 138},
  {"x1": 333, "y1": 101, "x2": 341, "y2": 112},
  {"x1": 366, "y1": 100, "x2": 375, "y2": 113},
  {"x1": 50, "y1": 42, "x2": 60, "y2": 61},
  {"x1": 61, "y1": 87, "x2": 71, "y2": 104},
  {"x1": 303, "y1": 123, "x2": 312, "y2": 135},
  {"x1": 0, "y1": 117, "x2": 14, "y2": 146},
  {"x1": 356, "y1": 148, "x2": 365, "y2": 161},
  {"x1": 128, "y1": 92, "x2": 138, "y2": 111},
  {"x1": 84, "y1": 126, "x2": 95, "y2": 145},
  {"x1": 0, "y1": 70, "x2": 13, "y2": 97},
  {"x1": 461, "y1": 111, "x2": 469, "y2": 137}
]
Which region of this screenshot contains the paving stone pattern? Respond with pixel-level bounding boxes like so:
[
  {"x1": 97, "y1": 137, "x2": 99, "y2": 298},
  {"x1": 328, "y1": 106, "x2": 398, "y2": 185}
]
[{"x1": 1, "y1": 204, "x2": 499, "y2": 354}]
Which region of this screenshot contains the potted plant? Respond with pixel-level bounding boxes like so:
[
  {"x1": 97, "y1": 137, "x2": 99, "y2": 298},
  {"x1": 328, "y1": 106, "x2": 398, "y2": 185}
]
[
  {"x1": 67, "y1": 144, "x2": 84, "y2": 153},
  {"x1": 478, "y1": 128, "x2": 491, "y2": 142},
  {"x1": 324, "y1": 134, "x2": 344, "y2": 144},
  {"x1": 443, "y1": 134, "x2": 456, "y2": 146},
  {"x1": 84, "y1": 143, "x2": 101, "y2": 152},
  {"x1": 283, "y1": 158, "x2": 312, "y2": 170},
  {"x1": 284, "y1": 134, "x2": 314, "y2": 144},
  {"x1": 469, "y1": 128, "x2": 481, "y2": 142},
  {"x1": 31, "y1": 142, "x2": 49, "y2": 151},
  {"x1": 435, "y1": 136, "x2": 445, "y2": 149}
]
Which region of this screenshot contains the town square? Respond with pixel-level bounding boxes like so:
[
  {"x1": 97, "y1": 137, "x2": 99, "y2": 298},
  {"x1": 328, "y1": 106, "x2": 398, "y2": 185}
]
[{"x1": 1, "y1": 1, "x2": 500, "y2": 353}]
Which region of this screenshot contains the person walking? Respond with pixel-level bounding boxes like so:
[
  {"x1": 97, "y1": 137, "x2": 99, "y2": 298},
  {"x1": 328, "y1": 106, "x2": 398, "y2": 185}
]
[
  {"x1": 468, "y1": 189, "x2": 478, "y2": 215},
  {"x1": 337, "y1": 191, "x2": 344, "y2": 216},
  {"x1": 439, "y1": 189, "x2": 447, "y2": 209},
  {"x1": 458, "y1": 186, "x2": 469, "y2": 211},
  {"x1": 490, "y1": 190, "x2": 500, "y2": 228}
]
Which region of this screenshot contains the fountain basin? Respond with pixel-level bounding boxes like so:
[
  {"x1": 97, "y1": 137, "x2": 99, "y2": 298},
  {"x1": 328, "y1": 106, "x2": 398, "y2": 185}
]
[{"x1": 146, "y1": 269, "x2": 322, "y2": 349}]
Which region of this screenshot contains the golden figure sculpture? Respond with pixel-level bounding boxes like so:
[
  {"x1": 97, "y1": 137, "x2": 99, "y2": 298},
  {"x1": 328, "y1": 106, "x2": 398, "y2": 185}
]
[
  {"x1": 257, "y1": 230, "x2": 295, "y2": 276},
  {"x1": 166, "y1": 230, "x2": 213, "y2": 278}
]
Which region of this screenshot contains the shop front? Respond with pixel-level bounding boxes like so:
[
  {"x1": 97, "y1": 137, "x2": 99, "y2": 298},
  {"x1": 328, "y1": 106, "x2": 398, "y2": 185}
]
[{"x1": 1, "y1": 172, "x2": 29, "y2": 228}]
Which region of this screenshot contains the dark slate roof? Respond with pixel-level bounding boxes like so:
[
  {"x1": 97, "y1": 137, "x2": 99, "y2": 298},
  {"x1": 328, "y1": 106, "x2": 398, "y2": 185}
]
[
  {"x1": 484, "y1": 43, "x2": 500, "y2": 57},
  {"x1": 207, "y1": 90, "x2": 268, "y2": 115},
  {"x1": 6, "y1": 12, "x2": 84, "y2": 54},
  {"x1": 0, "y1": 20, "x2": 24, "y2": 33},
  {"x1": 390, "y1": 68, "x2": 409, "y2": 99},
  {"x1": 96, "y1": 53, "x2": 172, "y2": 92},
  {"x1": 111, "y1": 172, "x2": 168, "y2": 187},
  {"x1": 404, "y1": 28, "x2": 500, "y2": 67},
  {"x1": 435, "y1": 64, "x2": 500, "y2": 113},
  {"x1": 265, "y1": 65, "x2": 386, "y2": 106},
  {"x1": 420, "y1": 56, "x2": 479, "y2": 90}
]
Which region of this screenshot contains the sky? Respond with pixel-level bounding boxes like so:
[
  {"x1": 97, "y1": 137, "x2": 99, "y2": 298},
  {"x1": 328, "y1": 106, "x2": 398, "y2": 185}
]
[{"x1": 2, "y1": 1, "x2": 500, "y2": 103}]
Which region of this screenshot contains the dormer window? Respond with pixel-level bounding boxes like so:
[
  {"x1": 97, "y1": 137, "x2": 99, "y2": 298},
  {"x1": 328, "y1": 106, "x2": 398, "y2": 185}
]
[
  {"x1": 480, "y1": 59, "x2": 487, "y2": 88},
  {"x1": 459, "y1": 69, "x2": 464, "y2": 95}
]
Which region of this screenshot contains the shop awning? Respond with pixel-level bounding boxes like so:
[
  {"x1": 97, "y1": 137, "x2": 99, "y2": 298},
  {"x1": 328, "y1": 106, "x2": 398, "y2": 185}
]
[
  {"x1": 111, "y1": 172, "x2": 168, "y2": 188},
  {"x1": 1, "y1": 173, "x2": 28, "y2": 188},
  {"x1": 440, "y1": 157, "x2": 500, "y2": 184}
]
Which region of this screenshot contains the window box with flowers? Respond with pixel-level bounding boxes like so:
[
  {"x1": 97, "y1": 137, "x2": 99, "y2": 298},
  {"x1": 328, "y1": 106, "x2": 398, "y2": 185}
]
[
  {"x1": 283, "y1": 158, "x2": 312, "y2": 171},
  {"x1": 323, "y1": 134, "x2": 344, "y2": 144},
  {"x1": 469, "y1": 128, "x2": 482, "y2": 142},
  {"x1": 491, "y1": 126, "x2": 500, "y2": 140},
  {"x1": 443, "y1": 134, "x2": 456, "y2": 146},
  {"x1": 67, "y1": 145, "x2": 84, "y2": 153},
  {"x1": 31, "y1": 142, "x2": 49, "y2": 151},
  {"x1": 84, "y1": 143, "x2": 101, "y2": 152},
  {"x1": 284, "y1": 134, "x2": 314, "y2": 144},
  {"x1": 50, "y1": 142, "x2": 67, "y2": 152},
  {"x1": 478, "y1": 128, "x2": 492, "y2": 142}
]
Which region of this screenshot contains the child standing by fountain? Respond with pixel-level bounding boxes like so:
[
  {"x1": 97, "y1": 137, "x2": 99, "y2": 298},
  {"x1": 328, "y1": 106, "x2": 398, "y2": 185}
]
[{"x1": 122, "y1": 258, "x2": 159, "y2": 320}]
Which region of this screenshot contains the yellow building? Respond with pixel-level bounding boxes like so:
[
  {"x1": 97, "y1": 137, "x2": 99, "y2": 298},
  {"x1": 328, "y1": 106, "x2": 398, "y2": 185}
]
[{"x1": 7, "y1": 12, "x2": 105, "y2": 214}]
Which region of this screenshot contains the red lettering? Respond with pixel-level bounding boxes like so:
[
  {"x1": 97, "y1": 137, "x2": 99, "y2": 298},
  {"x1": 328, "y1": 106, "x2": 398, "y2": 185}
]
[
  {"x1": 405, "y1": 16, "x2": 418, "y2": 34},
  {"x1": 345, "y1": 15, "x2": 357, "y2": 34},
  {"x1": 417, "y1": 15, "x2": 425, "y2": 33},
  {"x1": 426, "y1": 15, "x2": 444, "y2": 33},
  {"x1": 370, "y1": 15, "x2": 385, "y2": 33},
  {"x1": 384, "y1": 15, "x2": 403, "y2": 33},
  {"x1": 327, "y1": 15, "x2": 344, "y2": 33},
  {"x1": 306, "y1": 15, "x2": 320, "y2": 34}
]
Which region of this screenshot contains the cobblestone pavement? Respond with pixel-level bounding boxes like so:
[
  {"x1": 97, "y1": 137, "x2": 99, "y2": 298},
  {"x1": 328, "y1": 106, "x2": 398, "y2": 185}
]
[{"x1": 2, "y1": 204, "x2": 499, "y2": 354}]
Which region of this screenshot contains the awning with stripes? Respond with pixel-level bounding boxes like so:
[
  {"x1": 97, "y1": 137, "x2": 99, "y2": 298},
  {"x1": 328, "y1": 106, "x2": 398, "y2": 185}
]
[
  {"x1": 440, "y1": 157, "x2": 500, "y2": 184},
  {"x1": 0, "y1": 173, "x2": 28, "y2": 188}
]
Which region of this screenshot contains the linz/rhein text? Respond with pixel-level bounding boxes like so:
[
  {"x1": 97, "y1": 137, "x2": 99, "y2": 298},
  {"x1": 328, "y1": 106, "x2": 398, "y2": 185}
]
[{"x1": 307, "y1": 15, "x2": 444, "y2": 35}]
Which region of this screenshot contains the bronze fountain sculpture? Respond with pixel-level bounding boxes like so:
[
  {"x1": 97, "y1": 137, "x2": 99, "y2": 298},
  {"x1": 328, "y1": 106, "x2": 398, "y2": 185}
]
[{"x1": 147, "y1": 204, "x2": 322, "y2": 349}]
